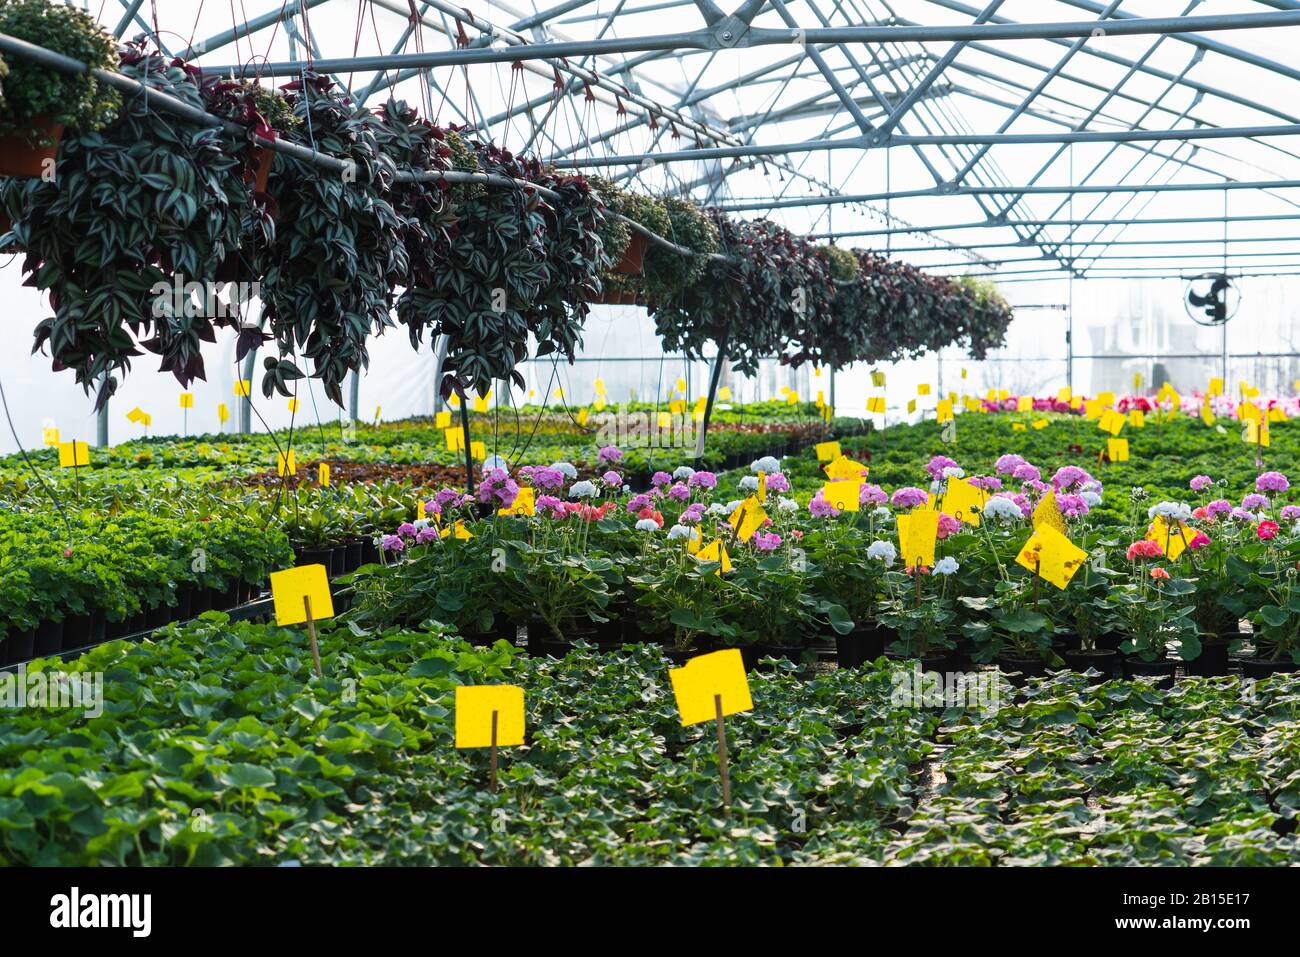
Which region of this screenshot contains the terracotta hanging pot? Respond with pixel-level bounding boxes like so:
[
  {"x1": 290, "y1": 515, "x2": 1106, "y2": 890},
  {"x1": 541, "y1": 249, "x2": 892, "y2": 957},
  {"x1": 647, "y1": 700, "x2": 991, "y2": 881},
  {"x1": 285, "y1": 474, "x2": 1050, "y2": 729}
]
[
  {"x1": 0, "y1": 117, "x2": 64, "y2": 179},
  {"x1": 251, "y1": 137, "x2": 276, "y2": 193},
  {"x1": 613, "y1": 232, "x2": 648, "y2": 275}
]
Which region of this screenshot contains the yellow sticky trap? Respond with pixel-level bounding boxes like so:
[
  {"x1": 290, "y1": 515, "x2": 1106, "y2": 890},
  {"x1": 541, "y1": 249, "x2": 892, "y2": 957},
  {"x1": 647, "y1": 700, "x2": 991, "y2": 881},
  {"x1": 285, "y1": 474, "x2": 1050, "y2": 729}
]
[
  {"x1": 1016, "y1": 396, "x2": 1033, "y2": 412},
  {"x1": 1244, "y1": 418, "x2": 1271, "y2": 447},
  {"x1": 140, "y1": 413, "x2": 152, "y2": 428},
  {"x1": 675, "y1": 377, "x2": 688, "y2": 394},
  {"x1": 728, "y1": 496, "x2": 768, "y2": 540},
  {"x1": 897, "y1": 510, "x2": 939, "y2": 568},
  {"x1": 918, "y1": 383, "x2": 931, "y2": 396},
  {"x1": 1098, "y1": 409, "x2": 1125, "y2": 436},
  {"x1": 867, "y1": 396, "x2": 886, "y2": 414},
  {"x1": 374, "y1": 406, "x2": 382, "y2": 422},
  {"x1": 449, "y1": 394, "x2": 461, "y2": 408},
  {"x1": 179, "y1": 393, "x2": 193, "y2": 409},
  {"x1": 669, "y1": 399, "x2": 686, "y2": 415},
  {"x1": 1032, "y1": 419, "x2": 1049, "y2": 430},
  {"x1": 1107, "y1": 438, "x2": 1129, "y2": 462},
  {"x1": 1239, "y1": 402, "x2": 1261, "y2": 423},
  {"x1": 824, "y1": 456, "x2": 868, "y2": 481},
  {"x1": 593, "y1": 377, "x2": 607, "y2": 396},
  {"x1": 936, "y1": 399, "x2": 954, "y2": 423},
  {"x1": 1269, "y1": 406, "x2": 1287, "y2": 423},
  {"x1": 1097, "y1": 391, "x2": 1116, "y2": 407},
  {"x1": 686, "y1": 528, "x2": 702, "y2": 555},
  {"x1": 815, "y1": 390, "x2": 825, "y2": 409},
  {"x1": 435, "y1": 411, "x2": 451, "y2": 428},
  {"x1": 1083, "y1": 399, "x2": 1102, "y2": 420},
  {"x1": 277, "y1": 450, "x2": 296, "y2": 476},
  {"x1": 287, "y1": 398, "x2": 299, "y2": 413},
  {"x1": 593, "y1": 398, "x2": 607, "y2": 412},
  {"x1": 717, "y1": 386, "x2": 732, "y2": 401},
  {"x1": 1129, "y1": 410, "x2": 1145, "y2": 428},
  {"x1": 756, "y1": 471, "x2": 768, "y2": 504},
  {"x1": 42, "y1": 427, "x2": 59, "y2": 446},
  {"x1": 907, "y1": 398, "x2": 917, "y2": 414},
  {"x1": 1056, "y1": 387, "x2": 1072, "y2": 403},
  {"x1": 470, "y1": 440, "x2": 487, "y2": 460},
  {"x1": 500, "y1": 486, "x2": 535, "y2": 516},
  {"x1": 440, "y1": 519, "x2": 474, "y2": 540},
  {"x1": 786, "y1": 391, "x2": 799, "y2": 405},
  {"x1": 217, "y1": 403, "x2": 229, "y2": 424},
  {"x1": 815, "y1": 440, "x2": 842, "y2": 462},
  {"x1": 234, "y1": 379, "x2": 251, "y2": 397},
  {"x1": 1069, "y1": 397, "x2": 1083, "y2": 411},
  {"x1": 269, "y1": 564, "x2": 334, "y2": 625},
  {"x1": 821, "y1": 480, "x2": 861, "y2": 512},
  {"x1": 1012, "y1": 423, "x2": 1026, "y2": 432},
  {"x1": 961, "y1": 368, "x2": 968, "y2": 380},
  {"x1": 445, "y1": 427, "x2": 464, "y2": 451},
  {"x1": 57, "y1": 441, "x2": 89, "y2": 468},
  {"x1": 455, "y1": 686, "x2": 525, "y2": 748},
  {"x1": 1208, "y1": 377, "x2": 1224, "y2": 396},
  {"x1": 695, "y1": 539, "x2": 732, "y2": 574},
  {"x1": 871, "y1": 370, "x2": 886, "y2": 388},
  {"x1": 669, "y1": 649, "x2": 753, "y2": 727},
  {"x1": 657, "y1": 411, "x2": 672, "y2": 429},
  {"x1": 577, "y1": 407, "x2": 590, "y2": 427},
  {"x1": 1147, "y1": 516, "x2": 1190, "y2": 560},
  {"x1": 473, "y1": 396, "x2": 489, "y2": 413},
  {"x1": 1033, "y1": 490, "x2": 1069, "y2": 535},
  {"x1": 1201, "y1": 402, "x2": 1215, "y2": 427},
  {"x1": 997, "y1": 389, "x2": 1010, "y2": 402},
  {"x1": 941, "y1": 476, "x2": 988, "y2": 527},
  {"x1": 126, "y1": 406, "x2": 146, "y2": 424},
  {"x1": 319, "y1": 463, "x2": 330, "y2": 487},
  {"x1": 1133, "y1": 372, "x2": 1143, "y2": 391},
  {"x1": 1015, "y1": 525, "x2": 1088, "y2": 590}
]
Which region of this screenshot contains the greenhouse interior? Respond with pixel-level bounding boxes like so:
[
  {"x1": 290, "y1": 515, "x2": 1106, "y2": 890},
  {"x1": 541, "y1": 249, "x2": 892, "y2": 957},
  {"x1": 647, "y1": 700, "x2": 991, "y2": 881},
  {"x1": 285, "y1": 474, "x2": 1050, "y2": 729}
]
[{"x1": 2, "y1": 0, "x2": 1300, "y2": 904}]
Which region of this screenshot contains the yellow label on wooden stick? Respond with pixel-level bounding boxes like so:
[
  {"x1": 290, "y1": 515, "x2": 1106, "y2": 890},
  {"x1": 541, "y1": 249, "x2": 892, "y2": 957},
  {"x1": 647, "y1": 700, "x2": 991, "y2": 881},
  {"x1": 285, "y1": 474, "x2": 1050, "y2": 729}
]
[
  {"x1": 941, "y1": 476, "x2": 988, "y2": 527},
  {"x1": 821, "y1": 480, "x2": 861, "y2": 512},
  {"x1": 500, "y1": 486, "x2": 535, "y2": 516},
  {"x1": 668, "y1": 649, "x2": 753, "y2": 727},
  {"x1": 1107, "y1": 438, "x2": 1129, "y2": 462},
  {"x1": 179, "y1": 393, "x2": 193, "y2": 409},
  {"x1": 695, "y1": 539, "x2": 732, "y2": 574},
  {"x1": 728, "y1": 496, "x2": 767, "y2": 540},
  {"x1": 814, "y1": 440, "x2": 841, "y2": 462},
  {"x1": 1015, "y1": 525, "x2": 1088, "y2": 589},
  {"x1": 270, "y1": 564, "x2": 334, "y2": 626},
  {"x1": 435, "y1": 411, "x2": 451, "y2": 428},
  {"x1": 897, "y1": 509, "x2": 939, "y2": 568},
  {"x1": 57, "y1": 441, "x2": 89, "y2": 468},
  {"x1": 1033, "y1": 490, "x2": 1069, "y2": 535},
  {"x1": 277, "y1": 450, "x2": 296, "y2": 476},
  {"x1": 234, "y1": 379, "x2": 251, "y2": 397},
  {"x1": 455, "y1": 686, "x2": 525, "y2": 748}
]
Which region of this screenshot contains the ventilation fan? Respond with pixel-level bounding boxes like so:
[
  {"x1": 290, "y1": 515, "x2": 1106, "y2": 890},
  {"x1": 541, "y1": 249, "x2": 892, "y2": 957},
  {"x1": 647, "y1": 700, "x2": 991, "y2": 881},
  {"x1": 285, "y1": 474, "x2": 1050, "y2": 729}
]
[{"x1": 1184, "y1": 273, "x2": 1239, "y2": 326}]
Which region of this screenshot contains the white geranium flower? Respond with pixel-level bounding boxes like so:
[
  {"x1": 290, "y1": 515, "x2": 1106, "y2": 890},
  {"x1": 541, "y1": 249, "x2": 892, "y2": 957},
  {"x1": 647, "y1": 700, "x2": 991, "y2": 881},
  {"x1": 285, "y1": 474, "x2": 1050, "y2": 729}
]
[
  {"x1": 983, "y1": 497, "x2": 1024, "y2": 524},
  {"x1": 866, "y1": 540, "x2": 897, "y2": 566},
  {"x1": 667, "y1": 524, "x2": 691, "y2": 540},
  {"x1": 739, "y1": 476, "x2": 759, "y2": 492},
  {"x1": 725, "y1": 499, "x2": 744, "y2": 513},
  {"x1": 673, "y1": 466, "x2": 696, "y2": 480},
  {"x1": 413, "y1": 518, "x2": 432, "y2": 531},
  {"x1": 777, "y1": 496, "x2": 798, "y2": 513},
  {"x1": 1148, "y1": 501, "x2": 1191, "y2": 522},
  {"x1": 942, "y1": 466, "x2": 965, "y2": 479},
  {"x1": 871, "y1": 506, "x2": 893, "y2": 523},
  {"x1": 551, "y1": 461, "x2": 578, "y2": 479},
  {"x1": 569, "y1": 480, "x2": 597, "y2": 498},
  {"x1": 751, "y1": 456, "x2": 780, "y2": 474},
  {"x1": 934, "y1": 557, "x2": 959, "y2": 575},
  {"x1": 707, "y1": 502, "x2": 730, "y2": 515},
  {"x1": 1081, "y1": 490, "x2": 1102, "y2": 507},
  {"x1": 635, "y1": 518, "x2": 660, "y2": 532},
  {"x1": 482, "y1": 455, "x2": 508, "y2": 472}
]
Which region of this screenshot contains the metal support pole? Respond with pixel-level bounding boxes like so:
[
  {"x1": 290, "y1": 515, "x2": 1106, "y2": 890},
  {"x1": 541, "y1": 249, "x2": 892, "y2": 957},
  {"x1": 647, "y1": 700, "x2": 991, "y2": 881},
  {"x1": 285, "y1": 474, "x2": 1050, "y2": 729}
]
[
  {"x1": 96, "y1": 378, "x2": 109, "y2": 447},
  {"x1": 239, "y1": 349, "x2": 257, "y2": 435},
  {"x1": 431, "y1": 334, "x2": 450, "y2": 414},
  {"x1": 694, "y1": 337, "x2": 729, "y2": 460}
]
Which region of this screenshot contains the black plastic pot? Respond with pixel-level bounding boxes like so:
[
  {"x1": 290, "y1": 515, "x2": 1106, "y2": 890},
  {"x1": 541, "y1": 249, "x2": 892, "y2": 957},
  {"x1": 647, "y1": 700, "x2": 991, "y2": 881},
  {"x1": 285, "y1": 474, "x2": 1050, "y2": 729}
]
[
  {"x1": 346, "y1": 540, "x2": 364, "y2": 573},
  {"x1": 174, "y1": 585, "x2": 195, "y2": 622},
  {"x1": 32, "y1": 619, "x2": 63, "y2": 657},
  {"x1": 145, "y1": 601, "x2": 170, "y2": 630},
  {"x1": 105, "y1": 615, "x2": 130, "y2": 641},
  {"x1": 216, "y1": 580, "x2": 242, "y2": 611},
  {"x1": 126, "y1": 612, "x2": 148, "y2": 635},
  {"x1": 189, "y1": 587, "x2": 214, "y2": 617},
  {"x1": 297, "y1": 547, "x2": 334, "y2": 575},
  {"x1": 885, "y1": 650, "x2": 957, "y2": 673},
  {"x1": 360, "y1": 539, "x2": 381, "y2": 567},
  {"x1": 62, "y1": 613, "x2": 96, "y2": 652},
  {"x1": 1122, "y1": 656, "x2": 1177, "y2": 687},
  {"x1": 755, "y1": 641, "x2": 808, "y2": 664},
  {"x1": 664, "y1": 645, "x2": 709, "y2": 665},
  {"x1": 1240, "y1": 657, "x2": 1300, "y2": 679},
  {"x1": 1062, "y1": 648, "x2": 1117, "y2": 680},
  {"x1": 1186, "y1": 637, "x2": 1232, "y2": 677},
  {"x1": 1094, "y1": 631, "x2": 1124, "y2": 652},
  {"x1": 835, "y1": 625, "x2": 887, "y2": 669},
  {"x1": 2, "y1": 628, "x2": 35, "y2": 666},
  {"x1": 996, "y1": 655, "x2": 1048, "y2": 685}
]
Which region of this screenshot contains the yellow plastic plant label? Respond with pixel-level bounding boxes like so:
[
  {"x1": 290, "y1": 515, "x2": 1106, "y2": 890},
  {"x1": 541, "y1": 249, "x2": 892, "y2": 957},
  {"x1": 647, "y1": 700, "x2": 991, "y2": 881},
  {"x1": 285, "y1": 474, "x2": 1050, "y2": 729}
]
[
  {"x1": 1239, "y1": 402, "x2": 1261, "y2": 423},
  {"x1": 500, "y1": 486, "x2": 535, "y2": 516},
  {"x1": 126, "y1": 406, "x2": 146, "y2": 424},
  {"x1": 1129, "y1": 410, "x2": 1145, "y2": 428},
  {"x1": 1016, "y1": 396, "x2": 1033, "y2": 412},
  {"x1": 867, "y1": 397, "x2": 886, "y2": 414},
  {"x1": 593, "y1": 398, "x2": 607, "y2": 412},
  {"x1": 57, "y1": 441, "x2": 89, "y2": 468},
  {"x1": 1032, "y1": 419, "x2": 1049, "y2": 430},
  {"x1": 1033, "y1": 490, "x2": 1069, "y2": 535},
  {"x1": 440, "y1": 520, "x2": 474, "y2": 540},
  {"x1": 686, "y1": 528, "x2": 702, "y2": 555},
  {"x1": 941, "y1": 476, "x2": 988, "y2": 527},
  {"x1": 1146, "y1": 516, "x2": 1190, "y2": 560},
  {"x1": 896, "y1": 509, "x2": 939, "y2": 568},
  {"x1": 435, "y1": 411, "x2": 451, "y2": 428},
  {"x1": 695, "y1": 539, "x2": 733, "y2": 574},
  {"x1": 1269, "y1": 406, "x2": 1287, "y2": 422},
  {"x1": 445, "y1": 427, "x2": 464, "y2": 451},
  {"x1": 234, "y1": 379, "x2": 251, "y2": 397},
  {"x1": 815, "y1": 391, "x2": 825, "y2": 409},
  {"x1": 179, "y1": 393, "x2": 193, "y2": 409},
  {"x1": 997, "y1": 389, "x2": 1011, "y2": 402},
  {"x1": 728, "y1": 497, "x2": 768, "y2": 540},
  {"x1": 824, "y1": 456, "x2": 868, "y2": 481},
  {"x1": 42, "y1": 427, "x2": 59, "y2": 446},
  {"x1": 277, "y1": 450, "x2": 296, "y2": 476},
  {"x1": 821, "y1": 480, "x2": 861, "y2": 512},
  {"x1": 455, "y1": 686, "x2": 525, "y2": 748},
  {"x1": 270, "y1": 564, "x2": 334, "y2": 626},
  {"x1": 961, "y1": 368, "x2": 968, "y2": 380},
  {"x1": 287, "y1": 398, "x2": 299, "y2": 413},
  {"x1": 986, "y1": 388, "x2": 997, "y2": 402},
  {"x1": 669, "y1": 650, "x2": 753, "y2": 727},
  {"x1": 717, "y1": 386, "x2": 732, "y2": 401},
  {"x1": 815, "y1": 440, "x2": 842, "y2": 462},
  {"x1": 918, "y1": 383, "x2": 931, "y2": 396},
  {"x1": 576, "y1": 407, "x2": 590, "y2": 427},
  {"x1": 871, "y1": 370, "x2": 886, "y2": 387},
  {"x1": 786, "y1": 391, "x2": 799, "y2": 405},
  {"x1": 1107, "y1": 438, "x2": 1129, "y2": 462},
  {"x1": 1208, "y1": 377, "x2": 1224, "y2": 396},
  {"x1": 1083, "y1": 399, "x2": 1102, "y2": 420},
  {"x1": 936, "y1": 399, "x2": 954, "y2": 423},
  {"x1": 319, "y1": 463, "x2": 330, "y2": 487},
  {"x1": 1015, "y1": 525, "x2": 1088, "y2": 589},
  {"x1": 217, "y1": 403, "x2": 229, "y2": 424}
]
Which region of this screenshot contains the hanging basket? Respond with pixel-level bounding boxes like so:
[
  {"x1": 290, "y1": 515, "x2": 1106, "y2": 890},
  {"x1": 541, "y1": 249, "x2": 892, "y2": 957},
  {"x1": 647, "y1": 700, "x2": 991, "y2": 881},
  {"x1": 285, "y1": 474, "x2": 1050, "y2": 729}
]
[
  {"x1": 251, "y1": 137, "x2": 276, "y2": 194},
  {"x1": 613, "y1": 232, "x2": 649, "y2": 275},
  {"x1": 0, "y1": 117, "x2": 64, "y2": 179}
]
